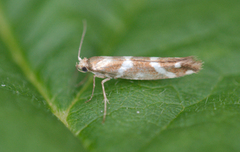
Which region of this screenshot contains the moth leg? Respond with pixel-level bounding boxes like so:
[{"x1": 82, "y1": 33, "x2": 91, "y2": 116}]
[
  {"x1": 101, "y1": 77, "x2": 111, "y2": 123},
  {"x1": 85, "y1": 75, "x2": 96, "y2": 103},
  {"x1": 76, "y1": 73, "x2": 90, "y2": 87}
]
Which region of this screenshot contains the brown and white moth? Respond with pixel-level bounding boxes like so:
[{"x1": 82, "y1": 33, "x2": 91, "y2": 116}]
[{"x1": 76, "y1": 21, "x2": 202, "y2": 122}]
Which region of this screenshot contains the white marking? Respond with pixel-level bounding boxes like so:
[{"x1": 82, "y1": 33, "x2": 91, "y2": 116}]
[
  {"x1": 150, "y1": 62, "x2": 176, "y2": 78},
  {"x1": 166, "y1": 72, "x2": 176, "y2": 78},
  {"x1": 137, "y1": 111, "x2": 140, "y2": 114},
  {"x1": 1, "y1": 84, "x2": 5, "y2": 87},
  {"x1": 95, "y1": 58, "x2": 112, "y2": 70},
  {"x1": 150, "y1": 62, "x2": 166, "y2": 74},
  {"x1": 186, "y1": 70, "x2": 195, "y2": 75},
  {"x1": 117, "y1": 57, "x2": 133, "y2": 77},
  {"x1": 174, "y1": 62, "x2": 181, "y2": 68},
  {"x1": 150, "y1": 57, "x2": 159, "y2": 61}
]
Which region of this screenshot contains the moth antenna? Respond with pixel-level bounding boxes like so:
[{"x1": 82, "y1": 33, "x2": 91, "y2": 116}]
[{"x1": 78, "y1": 20, "x2": 87, "y2": 61}]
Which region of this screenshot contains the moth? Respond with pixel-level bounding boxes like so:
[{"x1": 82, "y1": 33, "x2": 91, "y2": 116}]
[{"x1": 76, "y1": 21, "x2": 202, "y2": 122}]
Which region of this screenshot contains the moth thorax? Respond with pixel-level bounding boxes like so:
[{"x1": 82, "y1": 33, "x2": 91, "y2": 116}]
[{"x1": 76, "y1": 57, "x2": 89, "y2": 72}]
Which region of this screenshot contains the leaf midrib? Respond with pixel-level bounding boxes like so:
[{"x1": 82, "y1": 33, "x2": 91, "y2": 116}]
[{"x1": 0, "y1": 5, "x2": 71, "y2": 128}]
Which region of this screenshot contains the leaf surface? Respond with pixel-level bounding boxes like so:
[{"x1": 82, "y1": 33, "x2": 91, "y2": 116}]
[{"x1": 0, "y1": 0, "x2": 240, "y2": 151}]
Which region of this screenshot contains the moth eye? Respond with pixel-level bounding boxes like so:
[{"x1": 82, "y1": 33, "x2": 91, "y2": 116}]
[{"x1": 82, "y1": 67, "x2": 88, "y2": 72}]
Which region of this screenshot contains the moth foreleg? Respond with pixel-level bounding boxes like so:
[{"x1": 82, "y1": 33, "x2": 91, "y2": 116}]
[
  {"x1": 85, "y1": 75, "x2": 96, "y2": 103},
  {"x1": 101, "y1": 77, "x2": 111, "y2": 123},
  {"x1": 76, "y1": 73, "x2": 90, "y2": 87}
]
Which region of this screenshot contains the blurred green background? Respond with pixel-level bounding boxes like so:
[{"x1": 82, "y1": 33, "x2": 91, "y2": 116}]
[{"x1": 0, "y1": 0, "x2": 240, "y2": 152}]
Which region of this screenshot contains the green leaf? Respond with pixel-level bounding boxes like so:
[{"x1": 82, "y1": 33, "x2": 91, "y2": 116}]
[{"x1": 1, "y1": 0, "x2": 240, "y2": 151}]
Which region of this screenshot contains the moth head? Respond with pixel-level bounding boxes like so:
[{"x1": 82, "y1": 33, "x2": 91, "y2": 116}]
[{"x1": 76, "y1": 57, "x2": 89, "y2": 73}]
